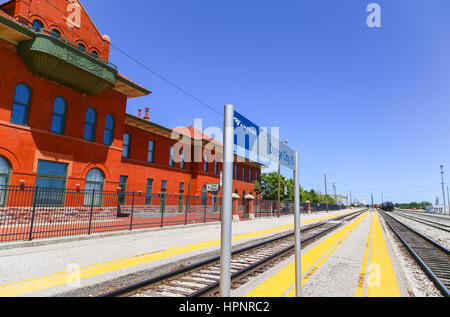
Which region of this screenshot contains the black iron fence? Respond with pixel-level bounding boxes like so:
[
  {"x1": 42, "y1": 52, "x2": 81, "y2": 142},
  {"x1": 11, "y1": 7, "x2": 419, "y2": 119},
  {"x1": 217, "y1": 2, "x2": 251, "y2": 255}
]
[{"x1": 0, "y1": 185, "x2": 344, "y2": 243}]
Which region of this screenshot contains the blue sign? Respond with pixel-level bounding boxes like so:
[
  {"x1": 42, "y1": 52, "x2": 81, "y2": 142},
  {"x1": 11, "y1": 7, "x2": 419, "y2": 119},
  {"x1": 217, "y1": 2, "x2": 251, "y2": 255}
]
[
  {"x1": 233, "y1": 111, "x2": 296, "y2": 170},
  {"x1": 233, "y1": 111, "x2": 259, "y2": 154}
]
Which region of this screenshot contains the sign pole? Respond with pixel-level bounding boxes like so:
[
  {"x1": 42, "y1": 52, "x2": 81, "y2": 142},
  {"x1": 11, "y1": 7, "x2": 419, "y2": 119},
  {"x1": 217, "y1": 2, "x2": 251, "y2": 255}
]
[
  {"x1": 293, "y1": 151, "x2": 302, "y2": 297},
  {"x1": 220, "y1": 104, "x2": 234, "y2": 297}
]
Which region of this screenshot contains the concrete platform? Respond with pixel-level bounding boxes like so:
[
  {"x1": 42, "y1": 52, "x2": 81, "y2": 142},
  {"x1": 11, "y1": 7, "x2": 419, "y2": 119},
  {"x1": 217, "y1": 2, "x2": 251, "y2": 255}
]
[
  {"x1": 0, "y1": 209, "x2": 359, "y2": 297},
  {"x1": 235, "y1": 210, "x2": 412, "y2": 297}
]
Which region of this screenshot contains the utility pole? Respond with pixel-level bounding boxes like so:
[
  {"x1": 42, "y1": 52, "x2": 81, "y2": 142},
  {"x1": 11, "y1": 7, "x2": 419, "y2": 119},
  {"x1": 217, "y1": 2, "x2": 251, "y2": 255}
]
[
  {"x1": 441, "y1": 165, "x2": 446, "y2": 215},
  {"x1": 447, "y1": 184, "x2": 450, "y2": 215},
  {"x1": 333, "y1": 182, "x2": 337, "y2": 204},
  {"x1": 324, "y1": 174, "x2": 329, "y2": 212},
  {"x1": 371, "y1": 194, "x2": 374, "y2": 207},
  {"x1": 381, "y1": 192, "x2": 384, "y2": 204},
  {"x1": 447, "y1": 184, "x2": 449, "y2": 215}
]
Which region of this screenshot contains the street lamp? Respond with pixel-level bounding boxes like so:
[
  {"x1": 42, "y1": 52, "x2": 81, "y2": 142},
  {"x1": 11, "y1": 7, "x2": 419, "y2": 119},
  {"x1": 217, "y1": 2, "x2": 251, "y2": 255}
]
[{"x1": 277, "y1": 140, "x2": 289, "y2": 218}]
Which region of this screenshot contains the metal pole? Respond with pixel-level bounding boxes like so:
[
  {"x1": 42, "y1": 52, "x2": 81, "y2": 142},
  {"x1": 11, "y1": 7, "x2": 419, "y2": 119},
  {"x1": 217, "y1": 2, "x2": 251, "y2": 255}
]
[
  {"x1": 220, "y1": 104, "x2": 234, "y2": 297},
  {"x1": 277, "y1": 162, "x2": 281, "y2": 218},
  {"x1": 324, "y1": 174, "x2": 328, "y2": 212},
  {"x1": 293, "y1": 151, "x2": 301, "y2": 297},
  {"x1": 447, "y1": 185, "x2": 449, "y2": 215},
  {"x1": 440, "y1": 165, "x2": 446, "y2": 215}
]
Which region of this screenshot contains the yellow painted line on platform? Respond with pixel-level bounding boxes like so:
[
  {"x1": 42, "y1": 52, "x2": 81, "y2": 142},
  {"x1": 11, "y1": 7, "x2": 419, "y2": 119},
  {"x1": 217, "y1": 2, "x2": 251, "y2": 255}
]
[
  {"x1": 367, "y1": 212, "x2": 401, "y2": 297},
  {"x1": 0, "y1": 210, "x2": 358, "y2": 297},
  {"x1": 285, "y1": 214, "x2": 364, "y2": 297},
  {"x1": 355, "y1": 212, "x2": 374, "y2": 297},
  {"x1": 245, "y1": 211, "x2": 368, "y2": 297}
]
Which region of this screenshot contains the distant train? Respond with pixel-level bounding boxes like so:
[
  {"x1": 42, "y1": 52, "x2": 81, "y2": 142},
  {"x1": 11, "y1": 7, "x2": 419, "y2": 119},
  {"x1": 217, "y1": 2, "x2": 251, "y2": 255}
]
[{"x1": 380, "y1": 202, "x2": 394, "y2": 212}]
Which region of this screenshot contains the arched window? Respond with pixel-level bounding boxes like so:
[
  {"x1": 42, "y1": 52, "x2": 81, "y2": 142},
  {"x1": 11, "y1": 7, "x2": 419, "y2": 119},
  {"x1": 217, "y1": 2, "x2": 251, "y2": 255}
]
[
  {"x1": 103, "y1": 114, "x2": 114, "y2": 145},
  {"x1": 32, "y1": 19, "x2": 43, "y2": 32},
  {"x1": 201, "y1": 185, "x2": 208, "y2": 207},
  {"x1": 77, "y1": 43, "x2": 86, "y2": 52},
  {"x1": 203, "y1": 155, "x2": 208, "y2": 173},
  {"x1": 91, "y1": 51, "x2": 99, "y2": 59},
  {"x1": 0, "y1": 156, "x2": 11, "y2": 206},
  {"x1": 11, "y1": 83, "x2": 31, "y2": 126},
  {"x1": 84, "y1": 168, "x2": 105, "y2": 206},
  {"x1": 50, "y1": 97, "x2": 66, "y2": 134},
  {"x1": 51, "y1": 29, "x2": 61, "y2": 39},
  {"x1": 84, "y1": 108, "x2": 97, "y2": 142}
]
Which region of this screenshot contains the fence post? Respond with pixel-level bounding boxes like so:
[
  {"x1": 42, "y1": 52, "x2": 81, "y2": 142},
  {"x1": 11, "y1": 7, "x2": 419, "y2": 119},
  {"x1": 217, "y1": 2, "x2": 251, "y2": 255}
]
[
  {"x1": 203, "y1": 198, "x2": 207, "y2": 223},
  {"x1": 88, "y1": 189, "x2": 95, "y2": 235},
  {"x1": 28, "y1": 186, "x2": 39, "y2": 241},
  {"x1": 184, "y1": 195, "x2": 189, "y2": 226},
  {"x1": 160, "y1": 194, "x2": 164, "y2": 228},
  {"x1": 129, "y1": 191, "x2": 135, "y2": 230}
]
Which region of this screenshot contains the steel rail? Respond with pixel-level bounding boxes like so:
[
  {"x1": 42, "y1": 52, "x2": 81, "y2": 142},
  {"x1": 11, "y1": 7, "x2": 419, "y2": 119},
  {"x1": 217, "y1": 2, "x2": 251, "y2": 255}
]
[{"x1": 380, "y1": 211, "x2": 449, "y2": 297}]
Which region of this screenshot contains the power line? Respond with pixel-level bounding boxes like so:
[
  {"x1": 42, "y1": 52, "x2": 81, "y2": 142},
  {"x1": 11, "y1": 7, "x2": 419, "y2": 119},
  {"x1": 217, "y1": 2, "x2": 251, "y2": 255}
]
[{"x1": 110, "y1": 43, "x2": 223, "y2": 116}]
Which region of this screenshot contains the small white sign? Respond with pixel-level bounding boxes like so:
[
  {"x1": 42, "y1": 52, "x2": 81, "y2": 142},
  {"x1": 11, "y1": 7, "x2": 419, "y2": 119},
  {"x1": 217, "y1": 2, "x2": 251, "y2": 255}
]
[{"x1": 207, "y1": 184, "x2": 220, "y2": 192}]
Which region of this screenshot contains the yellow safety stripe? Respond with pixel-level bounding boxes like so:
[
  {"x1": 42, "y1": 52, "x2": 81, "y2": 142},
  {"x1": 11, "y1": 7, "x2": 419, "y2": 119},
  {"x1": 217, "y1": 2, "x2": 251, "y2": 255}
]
[
  {"x1": 367, "y1": 212, "x2": 401, "y2": 297},
  {"x1": 245, "y1": 211, "x2": 368, "y2": 297},
  {"x1": 0, "y1": 210, "x2": 356, "y2": 297}
]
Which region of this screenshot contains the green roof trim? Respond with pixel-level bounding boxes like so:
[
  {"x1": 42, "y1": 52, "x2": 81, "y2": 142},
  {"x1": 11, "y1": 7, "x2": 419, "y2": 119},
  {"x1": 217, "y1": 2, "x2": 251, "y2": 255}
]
[{"x1": 18, "y1": 32, "x2": 118, "y2": 95}]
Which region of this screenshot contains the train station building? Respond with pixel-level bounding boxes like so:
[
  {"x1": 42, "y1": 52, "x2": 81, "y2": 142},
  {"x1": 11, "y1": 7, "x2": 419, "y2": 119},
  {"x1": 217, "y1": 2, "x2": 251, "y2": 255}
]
[{"x1": 0, "y1": 0, "x2": 262, "y2": 205}]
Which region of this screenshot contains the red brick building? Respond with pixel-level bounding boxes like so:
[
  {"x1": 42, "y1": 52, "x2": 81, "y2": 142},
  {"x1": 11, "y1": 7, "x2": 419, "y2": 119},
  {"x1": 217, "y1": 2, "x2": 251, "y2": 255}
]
[{"x1": 0, "y1": 0, "x2": 262, "y2": 207}]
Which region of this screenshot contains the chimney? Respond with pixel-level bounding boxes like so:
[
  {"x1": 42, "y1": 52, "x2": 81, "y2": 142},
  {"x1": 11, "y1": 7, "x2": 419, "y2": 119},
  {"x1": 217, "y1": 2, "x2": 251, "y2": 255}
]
[
  {"x1": 138, "y1": 108, "x2": 142, "y2": 118},
  {"x1": 144, "y1": 107, "x2": 150, "y2": 121}
]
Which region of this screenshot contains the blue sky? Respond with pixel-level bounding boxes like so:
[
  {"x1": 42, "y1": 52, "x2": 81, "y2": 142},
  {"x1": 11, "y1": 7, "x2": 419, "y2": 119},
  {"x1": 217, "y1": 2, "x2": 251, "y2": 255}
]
[{"x1": 83, "y1": 0, "x2": 450, "y2": 204}]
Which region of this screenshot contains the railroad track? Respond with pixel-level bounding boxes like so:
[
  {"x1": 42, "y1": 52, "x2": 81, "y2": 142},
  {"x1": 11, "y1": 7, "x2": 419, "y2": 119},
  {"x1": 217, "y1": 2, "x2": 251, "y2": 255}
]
[
  {"x1": 98, "y1": 210, "x2": 366, "y2": 297},
  {"x1": 392, "y1": 211, "x2": 450, "y2": 233},
  {"x1": 380, "y1": 211, "x2": 450, "y2": 297}
]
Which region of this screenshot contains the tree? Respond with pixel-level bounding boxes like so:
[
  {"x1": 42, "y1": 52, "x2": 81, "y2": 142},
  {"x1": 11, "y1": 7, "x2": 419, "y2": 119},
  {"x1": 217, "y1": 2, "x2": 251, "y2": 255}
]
[{"x1": 255, "y1": 172, "x2": 336, "y2": 204}]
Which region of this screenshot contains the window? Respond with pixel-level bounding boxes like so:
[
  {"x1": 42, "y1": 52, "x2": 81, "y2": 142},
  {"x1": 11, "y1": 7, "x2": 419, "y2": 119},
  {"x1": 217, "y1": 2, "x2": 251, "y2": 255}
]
[
  {"x1": 32, "y1": 19, "x2": 43, "y2": 32},
  {"x1": 51, "y1": 29, "x2": 61, "y2": 39},
  {"x1": 242, "y1": 168, "x2": 245, "y2": 181},
  {"x1": 214, "y1": 159, "x2": 218, "y2": 175},
  {"x1": 256, "y1": 171, "x2": 259, "y2": 182},
  {"x1": 234, "y1": 164, "x2": 238, "y2": 180},
  {"x1": 11, "y1": 83, "x2": 31, "y2": 125},
  {"x1": 35, "y1": 160, "x2": 68, "y2": 206},
  {"x1": 103, "y1": 114, "x2": 115, "y2": 145},
  {"x1": 122, "y1": 133, "x2": 131, "y2": 158},
  {"x1": 160, "y1": 180, "x2": 167, "y2": 213},
  {"x1": 50, "y1": 97, "x2": 66, "y2": 134},
  {"x1": 0, "y1": 156, "x2": 11, "y2": 206},
  {"x1": 147, "y1": 140, "x2": 155, "y2": 163},
  {"x1": 249, "y1": 169, "x2": 252, "y2": 182},
  {"x1": 145, "y1": 179, "x2": 153, "y2": 205},
  {"x1": 169, "y1": 146, "x2": 174, "y2": 167},
  {"x1": 77, "y1": 43, "x2": 86, "y2": 52},
  {"x1": 91, "y1": 51, "x2": 99, "y2": 59},
  {"x1": 119, "y1": 175, "x2": 128, "y2": 205},
  {"x1": 178, "y1": 182, "x2": 184, "y2": 212},
  {"x1": 84, "y1": 168, "x2": 104, "y2": 206},
  {"x1": 204, "y1": 155, "x2": 208, "y2": 173},
  {"x1": 180, "y1": 149, "x2": 185, "y2": 169},
  {"x1": 201, "y1": 185, "x2": 207, "y2": 207},
  {"x1": 84, "y1": 108, "x2": 97, "y2": 142}
]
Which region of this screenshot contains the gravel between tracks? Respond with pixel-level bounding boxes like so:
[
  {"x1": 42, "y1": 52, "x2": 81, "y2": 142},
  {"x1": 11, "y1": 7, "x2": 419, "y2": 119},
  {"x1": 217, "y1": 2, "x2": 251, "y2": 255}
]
[
  {"x1": 389, "y1": 212, "x2": 450, "y2": 250},
  {"x1": 378, "y1": 213, "x2": 442, "y2": 297}
]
